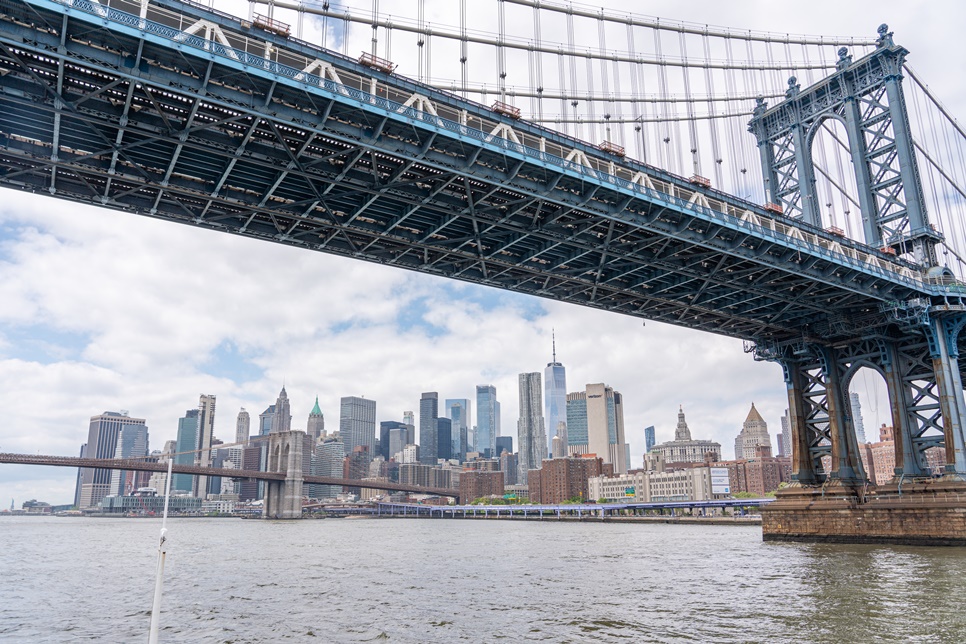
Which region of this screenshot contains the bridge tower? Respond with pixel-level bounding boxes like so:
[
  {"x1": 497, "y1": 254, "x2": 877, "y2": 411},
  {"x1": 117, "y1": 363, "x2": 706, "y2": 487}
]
[
  {"x1": 263, "y1": 430, "x2": 305, "y2": 519},
  {"x1": 749, "y1": 24, "x2": 942, "y2": 267},
  {"x1": 747, "y1": 26, "x2": 966, "y2": 544}
]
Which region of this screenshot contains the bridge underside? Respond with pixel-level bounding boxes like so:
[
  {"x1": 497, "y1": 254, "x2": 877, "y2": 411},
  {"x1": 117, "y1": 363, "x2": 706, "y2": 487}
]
[{"x1": 0, "y1": 0, "x2": 938, "y2": 349}]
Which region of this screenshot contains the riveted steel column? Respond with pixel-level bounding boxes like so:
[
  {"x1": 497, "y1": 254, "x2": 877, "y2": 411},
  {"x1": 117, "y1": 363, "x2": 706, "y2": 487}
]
[
  {"x1": 782, "y1": 359, "x2": 817, "y2": 484},
  {"x1": 791, "y1": 123, "x2": 822, "y2": 228},
  {"x1": 819, "y1": 346, "x2": 866, "y2": 483},
  {"x1": 882, "y1": 340, "x2": 929, "y2": 478},
  {"x1": 841, "y1": 95, "x2": 881, "y2": 247},
  {"x1": 932, "y1": 317, "x2": 966, "y2": 473},
  {"x1": 883, "y1": 75, "x2": 929, "y2": 233}
]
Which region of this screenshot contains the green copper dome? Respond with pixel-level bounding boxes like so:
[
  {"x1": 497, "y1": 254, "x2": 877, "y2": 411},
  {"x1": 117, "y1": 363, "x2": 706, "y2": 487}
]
[{"x1": 310, "y1": 396, "x2": 323, "y2": 416}]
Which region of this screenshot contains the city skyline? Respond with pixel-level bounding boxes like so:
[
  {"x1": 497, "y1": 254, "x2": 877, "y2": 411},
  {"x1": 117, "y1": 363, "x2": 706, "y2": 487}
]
[{"x1": 0, "y1": 0, "x2": 956, "y2": 505}]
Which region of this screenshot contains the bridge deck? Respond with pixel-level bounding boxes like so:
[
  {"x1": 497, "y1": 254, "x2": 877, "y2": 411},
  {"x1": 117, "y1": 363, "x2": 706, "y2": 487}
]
[
  {"x1": 0, "y1": 452, "x2": 459, "y2": 497},
  {"x1": 0, "y1": 0, "x2": 955, "y2": 346}
]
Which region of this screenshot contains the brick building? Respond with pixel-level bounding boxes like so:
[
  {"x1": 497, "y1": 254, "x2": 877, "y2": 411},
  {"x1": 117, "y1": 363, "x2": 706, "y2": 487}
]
[
  {"x1": 719, "y1": 445, "x2": 792, "y2": 496},
  {"x1": 858, "y1": 424, "x2": 946, "y2": 485},
  {"x1": 459, "y1": 470, "x2": 505, "y2": 504},
  {"x1": 527, "y1": 455, "x2": 612, "y2": 504}
]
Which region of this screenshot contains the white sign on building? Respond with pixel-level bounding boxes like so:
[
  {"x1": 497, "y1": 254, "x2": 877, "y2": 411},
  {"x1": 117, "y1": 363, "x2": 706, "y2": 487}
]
[{"x1": 710, "y1": 467, "x2": 731, "y2": 495}]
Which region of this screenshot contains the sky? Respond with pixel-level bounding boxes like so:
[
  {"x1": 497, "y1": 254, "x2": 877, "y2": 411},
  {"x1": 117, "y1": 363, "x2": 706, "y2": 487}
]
[{"x1": 1, "y1": 0, "x2": 964, "y2": 506}]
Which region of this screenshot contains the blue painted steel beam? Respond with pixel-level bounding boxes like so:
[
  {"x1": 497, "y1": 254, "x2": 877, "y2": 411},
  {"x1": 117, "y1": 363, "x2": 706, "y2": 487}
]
[{"x1": 0, "y1": 0, "x2": 957, "y2": 349}]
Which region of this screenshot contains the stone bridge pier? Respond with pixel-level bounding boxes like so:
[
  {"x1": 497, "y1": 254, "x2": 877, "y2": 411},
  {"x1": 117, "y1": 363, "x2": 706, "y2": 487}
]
[
  {"x1": 263, "y1": 430, "x2": 305, "y2": 519},
  {"x1": 749, "y1": 309, "x2": 966, "y2": 545}
]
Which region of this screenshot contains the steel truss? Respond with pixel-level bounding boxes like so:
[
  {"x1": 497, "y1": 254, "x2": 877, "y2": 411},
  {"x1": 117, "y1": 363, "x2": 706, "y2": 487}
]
[
  {"x1": 749, "y1": 26, "x2": 941, "y2": 266},
  {"x1": 0, "y1": 0, "x2": 947, "y2": 349},
  {"x1": 750, "y1": 310, "x2": 966, "y2": 483}
]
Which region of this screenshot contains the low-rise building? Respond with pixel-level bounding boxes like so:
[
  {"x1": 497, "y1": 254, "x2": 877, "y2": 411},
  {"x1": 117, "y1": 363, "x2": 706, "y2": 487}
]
[
  {"x1": 460, "y1": 470, "x2": 505, "y2": 504},
  {"x1": 100, "y1": 493, "x2": 202, "y2": 515},
  {"x1": 588, "y1": 466, "x2": 732, "y2": 503},
  {"x1": 528, "y1": 455, "x2": 611, "y2": 504}
]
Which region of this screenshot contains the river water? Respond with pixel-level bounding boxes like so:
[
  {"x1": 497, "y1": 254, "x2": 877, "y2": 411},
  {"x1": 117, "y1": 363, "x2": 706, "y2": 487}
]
[{"x1": 1, "y1": 516, "x2": 965, "y2": 642}]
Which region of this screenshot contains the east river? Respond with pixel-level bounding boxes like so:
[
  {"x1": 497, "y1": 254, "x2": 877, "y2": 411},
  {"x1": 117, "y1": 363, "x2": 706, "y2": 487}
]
[{"x1": 1, "y1": 516, "x2": 965, "y2": 642}]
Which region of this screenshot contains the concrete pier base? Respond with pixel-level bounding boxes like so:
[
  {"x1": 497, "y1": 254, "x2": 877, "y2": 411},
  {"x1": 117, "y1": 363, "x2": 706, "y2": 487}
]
[{"x1": 762, "y1": 479, "x2": 966, "y2": 546}]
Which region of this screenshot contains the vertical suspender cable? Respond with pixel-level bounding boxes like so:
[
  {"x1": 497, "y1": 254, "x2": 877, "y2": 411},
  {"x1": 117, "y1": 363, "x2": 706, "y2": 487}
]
[
  {"x1": 417, "y1": 0, "x2": 425, "y2": 82},
  {"x1": 497, "y1": 0, "x2": 507, "y2": 103},
  {"x1": 533, "y1": 3, "x2": 544, "y2": 122},
  {"x1": 612, "y1": 49, "x2": 624, "y2": 148},
  {"x1": 703, "y1": 29, "x2": 723, "y2": 188},
  {"x1": 585, "y1": 53, "x2": 597, "y2": 142},
  {"x1": 384, "y1": 18, "x2": 392, "y2": 63},
  {"x1": 627, "y1": 20, "x2": 645, "y2": 162},
  {"x1": 296, "y1": 0, "x2": 303, "y2": 40},
  {"x1": 654, "y1": 28, "x2": 670, "y2": 172},
  {"x1": 680, "y1": 31, "x2": 699, "y2": 177},
  {"x1": 460, "y1": 0, "x2": 468, "y2": 100},
  {"x1": 425, "y1": 21, "x2": 431, "y2": 83},
  {"x1": 598, "y1": 12, "x2": 611, "y2": 145},
  {"x1": 567, "y1": 10, "x2": 580, "y2": 139},
  {"x1": 723, "y1": 38, "x2": 739, "y2": 191},
  {"x1": 370, "y1": 0, "x2": 378, "y2": 57},
  {"x1": 342, "y1": 12, "x2": 348, "y2": 56}
]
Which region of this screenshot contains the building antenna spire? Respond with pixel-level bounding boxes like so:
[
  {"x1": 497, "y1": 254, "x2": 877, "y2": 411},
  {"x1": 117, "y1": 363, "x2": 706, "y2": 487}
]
[{"x1": 552, "y1": 328, "x2": 557, "y2": 362}]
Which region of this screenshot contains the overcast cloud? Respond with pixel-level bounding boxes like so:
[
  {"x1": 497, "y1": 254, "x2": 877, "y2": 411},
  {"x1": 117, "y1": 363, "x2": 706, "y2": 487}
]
[{"x1": 1, "y1": 0, "x2": 963, "y2": 506}]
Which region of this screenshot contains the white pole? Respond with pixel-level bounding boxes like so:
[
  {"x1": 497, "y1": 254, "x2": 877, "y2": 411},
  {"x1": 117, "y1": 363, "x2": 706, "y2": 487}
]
[{"x1": 148, "y1": 457, "x2": 173, "y2": 643}]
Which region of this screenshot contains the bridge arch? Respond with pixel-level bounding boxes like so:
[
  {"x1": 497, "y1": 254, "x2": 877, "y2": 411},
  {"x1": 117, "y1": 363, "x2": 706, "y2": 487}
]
[{"x1": 806, "y1": 114, "x2": 860, "y2": 236}]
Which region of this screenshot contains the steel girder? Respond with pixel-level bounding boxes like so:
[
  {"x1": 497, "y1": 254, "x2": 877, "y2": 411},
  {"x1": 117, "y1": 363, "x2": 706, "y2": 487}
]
[{"x1": 0, "y1": 0, "x2": 949, "y2": 347}]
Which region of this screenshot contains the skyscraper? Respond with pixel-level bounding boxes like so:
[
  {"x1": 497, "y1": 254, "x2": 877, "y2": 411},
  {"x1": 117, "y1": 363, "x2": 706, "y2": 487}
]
[
  {"x1": 108, "y1": 422, "x2": 149, "y2": 496},
  {"x1": 734, "y1": 403, "x2": 772, "y2": 460},
  {"x1": 495, "y1": 436, "x2": 513, "y2": 457},
  {"x1": 779, "y1": 409, "x2": 792, "y2": 458},
  {"x1": 76, "y1": 411, "x2": 148, "y2": 509},
  {"x1": 419, "y1": 392, "x2": 439, "y2": 465},
  {"x1": 317, "y1": 436, "x2": 345, "y2": 499},
  {"x1": 172, "y1": 409, "x2": 198, "y2": 493},
  {"x1": 388, "y1": 427, "x2": 408, "y2": 460},
  {"x1": 258, "y1": 405, "x2": 276, "y2": 436},
  {"x1": 544, "y1": 332, "x2": 567, "y2": 458},
  {"x1": 403, "y1": 410, "x2": 416, "y2": 446},
  {"x1": 380, "y1": 420, "x2": 407, "y2": 460},
  {"x1": 269, "y1": 386, "x2": 292, "y2": 434},
  {"x1": 849, "y1": 392, "x2": 868, "y2": 444},
  {"x1": 565, "y1": 384, "x2": 628, "y2": 474},
  {"x1": 644, "y1": 426, "x2": 656, "y2": 453},
  {"x1": 235, "y1": 408, "x2": 250, "y2": 445},
  {"x1": 193, "y1": 394, "x2": 217, "y2": 498},
  {"x1": 476, "y1": 385, "x2": 500, "y2": 457},
  {"x1": 517, "y1": 372, "x2": 546, "y2": 484},
  {"x1": 437, "y1": 418, "x2": 453, "y2": 461},
  {"x1": 445, "y1": 398, "x2": 471, "y2": 462},
  {"x1": 307, "y1": 397, "x2": 325, "y2": 442},
  {"x1": 340, "y1": 396, "x2": 377, "y2": 456}
]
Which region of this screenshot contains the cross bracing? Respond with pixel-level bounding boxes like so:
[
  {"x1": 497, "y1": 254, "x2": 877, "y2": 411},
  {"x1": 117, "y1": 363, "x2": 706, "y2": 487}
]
[{"x1": 0, "y1": 0, "x2": 956, "y2": 351}]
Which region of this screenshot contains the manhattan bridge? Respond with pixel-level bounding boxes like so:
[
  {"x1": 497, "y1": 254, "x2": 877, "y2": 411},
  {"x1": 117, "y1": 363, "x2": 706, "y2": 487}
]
[{"x1": 2, "y1": 0, "x2": 966, "y2": 539}]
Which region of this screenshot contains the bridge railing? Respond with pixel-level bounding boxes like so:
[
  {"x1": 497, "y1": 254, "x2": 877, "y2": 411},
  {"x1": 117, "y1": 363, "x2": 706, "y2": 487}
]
[{"x1": 37, "y1": 0, "x2": 928, "y2": 288}]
